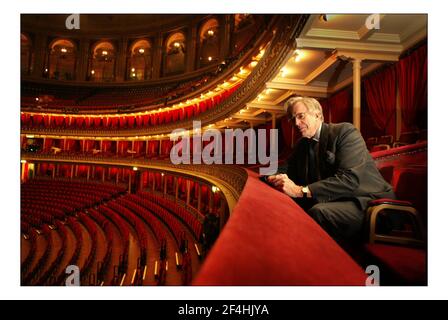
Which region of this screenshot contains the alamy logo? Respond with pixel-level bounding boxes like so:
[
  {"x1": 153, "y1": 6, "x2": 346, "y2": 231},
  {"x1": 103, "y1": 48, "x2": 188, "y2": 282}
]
[
  {"x1": 65, "y1": 265, "x2": 80, "y2": 286},
  {"x1": 169, "y1": 121, "x2": 278, "y2": 175},
  {"x1": 65, "y1": 14, "x2": 80, "y2": 30},
  {"x1": 365, "y1": 265, "x2": 380, "y2": 286},
  {"x1": 365, "y1": 14, "x2": 380, "y2": 30}
]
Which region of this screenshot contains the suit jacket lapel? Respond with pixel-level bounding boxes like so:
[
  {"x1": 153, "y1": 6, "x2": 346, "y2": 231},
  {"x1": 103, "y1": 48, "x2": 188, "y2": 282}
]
[{"x1": 317, "y1": 123, "x2": 329, "y2": 180}]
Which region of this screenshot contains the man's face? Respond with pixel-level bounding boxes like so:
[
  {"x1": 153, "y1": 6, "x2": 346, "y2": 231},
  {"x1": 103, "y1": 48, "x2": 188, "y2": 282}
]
[{"x1": 290, "y1": 102, "x2": 321, "y2": 139}]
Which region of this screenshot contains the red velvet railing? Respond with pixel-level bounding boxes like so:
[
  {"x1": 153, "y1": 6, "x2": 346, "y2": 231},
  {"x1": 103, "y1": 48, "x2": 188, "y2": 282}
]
[{"x1": 193, "y1": 170, "x2": 366, "y2": 285}]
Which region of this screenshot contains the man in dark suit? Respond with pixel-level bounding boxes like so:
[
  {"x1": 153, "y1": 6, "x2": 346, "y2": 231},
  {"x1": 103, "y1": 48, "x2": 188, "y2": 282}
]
[{"x1": 268, "y1": 97, "x2": 395, "y2": 242}]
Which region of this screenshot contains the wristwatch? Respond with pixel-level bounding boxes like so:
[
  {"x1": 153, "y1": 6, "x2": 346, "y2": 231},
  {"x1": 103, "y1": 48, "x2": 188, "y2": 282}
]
[{"x1": 301, "y1": 186, "x2": 309, "y2": 198}]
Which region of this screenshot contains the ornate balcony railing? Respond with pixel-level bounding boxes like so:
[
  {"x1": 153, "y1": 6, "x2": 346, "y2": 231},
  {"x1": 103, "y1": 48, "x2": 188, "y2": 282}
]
[
  {"x1": 21, "y1": 15, "x2": 309, "y2": 137},
  {"x1": 21, "y1": 152, "x2": 249, "y2": 212}
]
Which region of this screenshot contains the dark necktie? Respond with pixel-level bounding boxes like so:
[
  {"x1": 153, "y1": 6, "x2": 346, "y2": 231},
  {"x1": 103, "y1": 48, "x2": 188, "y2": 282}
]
[{"x1": 307, "y1": 139, "x2": 318, "y2": 184}]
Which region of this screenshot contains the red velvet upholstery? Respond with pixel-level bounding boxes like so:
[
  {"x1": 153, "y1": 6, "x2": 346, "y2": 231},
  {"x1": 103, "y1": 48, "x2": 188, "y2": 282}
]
[
  {"x1": 193, "y1": 170, "x2": 366, "y2": 285},
  {"x1": 364, "y1": 243, "x2": 426, "y2": 285}
]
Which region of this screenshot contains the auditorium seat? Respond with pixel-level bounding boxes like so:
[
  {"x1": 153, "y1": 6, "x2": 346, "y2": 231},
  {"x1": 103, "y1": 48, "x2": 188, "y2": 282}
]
[
  {"x1": 364, "y1": 142, "x2": 427, "y2": 285},
  {"x1": 393, "y1": 131, "x2": 419, "y2": 148},
  {"x1": 365, "y1": 137, "x2": 377, "y2": 151},
  {"x1": 370, "y1": 144, "x2": 390, "y2": 152},
  {"x1": 377, "y1": 135, "x2": 394, "y2": 146}
]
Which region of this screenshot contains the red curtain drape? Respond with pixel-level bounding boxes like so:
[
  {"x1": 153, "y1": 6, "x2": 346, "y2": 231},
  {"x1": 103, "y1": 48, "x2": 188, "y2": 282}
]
[
  {"x1": 319, "y1": 99, "x2": 330, "y2": 124},
  {"x1": 396, "y1": 45, "x2": 427, "y2": 132},
  {"x1": 328, "y1": 89, "x2": 352, "y2": 124},
  {"x1": 280, "y1": 117, "x2": 294, "y2": 150},
  {"x1": 364, "y1": 66, "x2": 397, "y2": 137}
]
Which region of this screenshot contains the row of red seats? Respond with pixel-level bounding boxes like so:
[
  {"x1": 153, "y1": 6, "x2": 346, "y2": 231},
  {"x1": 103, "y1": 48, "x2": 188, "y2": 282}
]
[
  {"x1": 366, "y1": 130, "x2": 427, "y2": 152},
  {"x1": 78, "y1": 213, "x2": 100, "y2": 278},
  {"x1": 138, "y1": 191, "x2": 203, "y2": 240},
  {"x1": 36, "y1": 220, "x2": 68, "y2": 285},
  {"x1": 117, "y1": 197, "x2": 167, "y2": 246},
  {"x1": 21, "y1": 226, "x2": 38, "y2": 278},
  {"x1": 22, "y1": 225, "x2": 53, "y2": 285},
  {"x1": 21, "y1": 209, "x2": 61, "y2": 227},
  {"x1": 97, "y1": 205, "x2": 131, "y2": 274},
  {"x1": 107, "y1": 201, "x2": 149, "y2": 263},
  {"x1": 87, "y1": 208, "x2": 115, "y2": 283},
  {"x1": 22, "y1": 194, "x2": 101, "y2": 212},
  {"x1": 21, "y1": 84, "x2": 240, "y2": 131},
  {"x1": 67, "y1": 217, "x2": 84, "y2": 265},
  {"x1": 127, "y1": 194, "x2": 186, "y2": 248},
  {"x1": 24, "y1": 178, "x2": 125, "y2": 195},
  {"x1": 22, "y1": 197, "x2": 81, "y2": 215}
]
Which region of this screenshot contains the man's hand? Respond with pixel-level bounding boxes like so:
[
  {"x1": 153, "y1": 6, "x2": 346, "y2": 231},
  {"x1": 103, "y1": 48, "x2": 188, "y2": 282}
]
[{"x1": 267, "y1": 174, "x2": 303, "y2": 198}]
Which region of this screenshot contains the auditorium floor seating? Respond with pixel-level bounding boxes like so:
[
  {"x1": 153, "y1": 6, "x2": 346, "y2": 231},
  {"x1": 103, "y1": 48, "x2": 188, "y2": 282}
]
[{"x1": 21, "y1": 179, "x2": 202, "y2": 286}]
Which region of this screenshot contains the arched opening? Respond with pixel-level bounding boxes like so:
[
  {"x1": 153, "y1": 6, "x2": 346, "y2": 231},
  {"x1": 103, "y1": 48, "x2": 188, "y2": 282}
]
[
  {"x1": 199, "y1": 18, "x2": 220, "y2": 67},
  {"x1": 21, "y1": 33, "x2": 33, "y2": 75},
  {"x1": 47, "y1": 39, "x2": 76, "y2": 80},
  {"x1": 164, "y1": 32, "x2": 186, "y2": 76},
  {"x1": 89, "y1": 41, "x2": 116, "y2": 82},
  {"x1": 128, "y1": 39, "x2": 152, "y2": 81}
]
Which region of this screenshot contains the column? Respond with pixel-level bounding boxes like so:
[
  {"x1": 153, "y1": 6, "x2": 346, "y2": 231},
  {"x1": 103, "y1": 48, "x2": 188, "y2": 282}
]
[
  {"x1": 152, "y1": 33, "x2": 163, "y2": 80},
  {"x1": 56, "y1": 164, "x2": 60, "y2": 177},
  {"x1": 219, "y1": 15, "x2": 232, "y2": 61},
  {"x1": 271, "y1": 112, "x2": 276, "y2": 129},
  {"x1": 186, "y1": 180, "x2": 191, "y2": 206},
  {"x1": 36, "y1": 163, "x2": 41, "y2": 177},
  {"x1": 76, "y1": 38, "x2": 90, "y2": 81},
  {"x1": 163, "y1": 175, "x2": 167, "y2": 195},
  {"x1": 158, "y1": 139, "x2": 162, "y2": 156},
  {"x1": 32, "y1": 33, "x2": 47, "y2": 78},
  {"x1": 70, "y1": 165, "x2": 74, "y2": 179},
  {"x1": 128, "y1": 172, "x2": 132, "y2": 194},
  {"x1": 115, "y1": 37, "x2": 128, "y2": 82},
  {"x1": 75, "y1": 165, "x2": 78, "y2": 178},
  {"x1": 21, "y1": 162, "x2": 27, "y2": 182},
  {"x1": 186, "y1": 24, "x2": 198, "y2": 72},
  {"x1": 352, "y1": 58, "x2": 362, "y2": 130},
  {"x1": 87, "y1": 166, "x2": 90, "y2": 180}
]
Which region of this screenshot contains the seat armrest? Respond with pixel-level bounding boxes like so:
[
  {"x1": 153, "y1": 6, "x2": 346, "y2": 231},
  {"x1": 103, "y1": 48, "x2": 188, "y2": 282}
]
[
  {"x1": 366, "y1": 201, "x2": 425, "y2": 247},
  {"x1": 368, "y1": 198, "x2": 413, "y2": 207}
]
